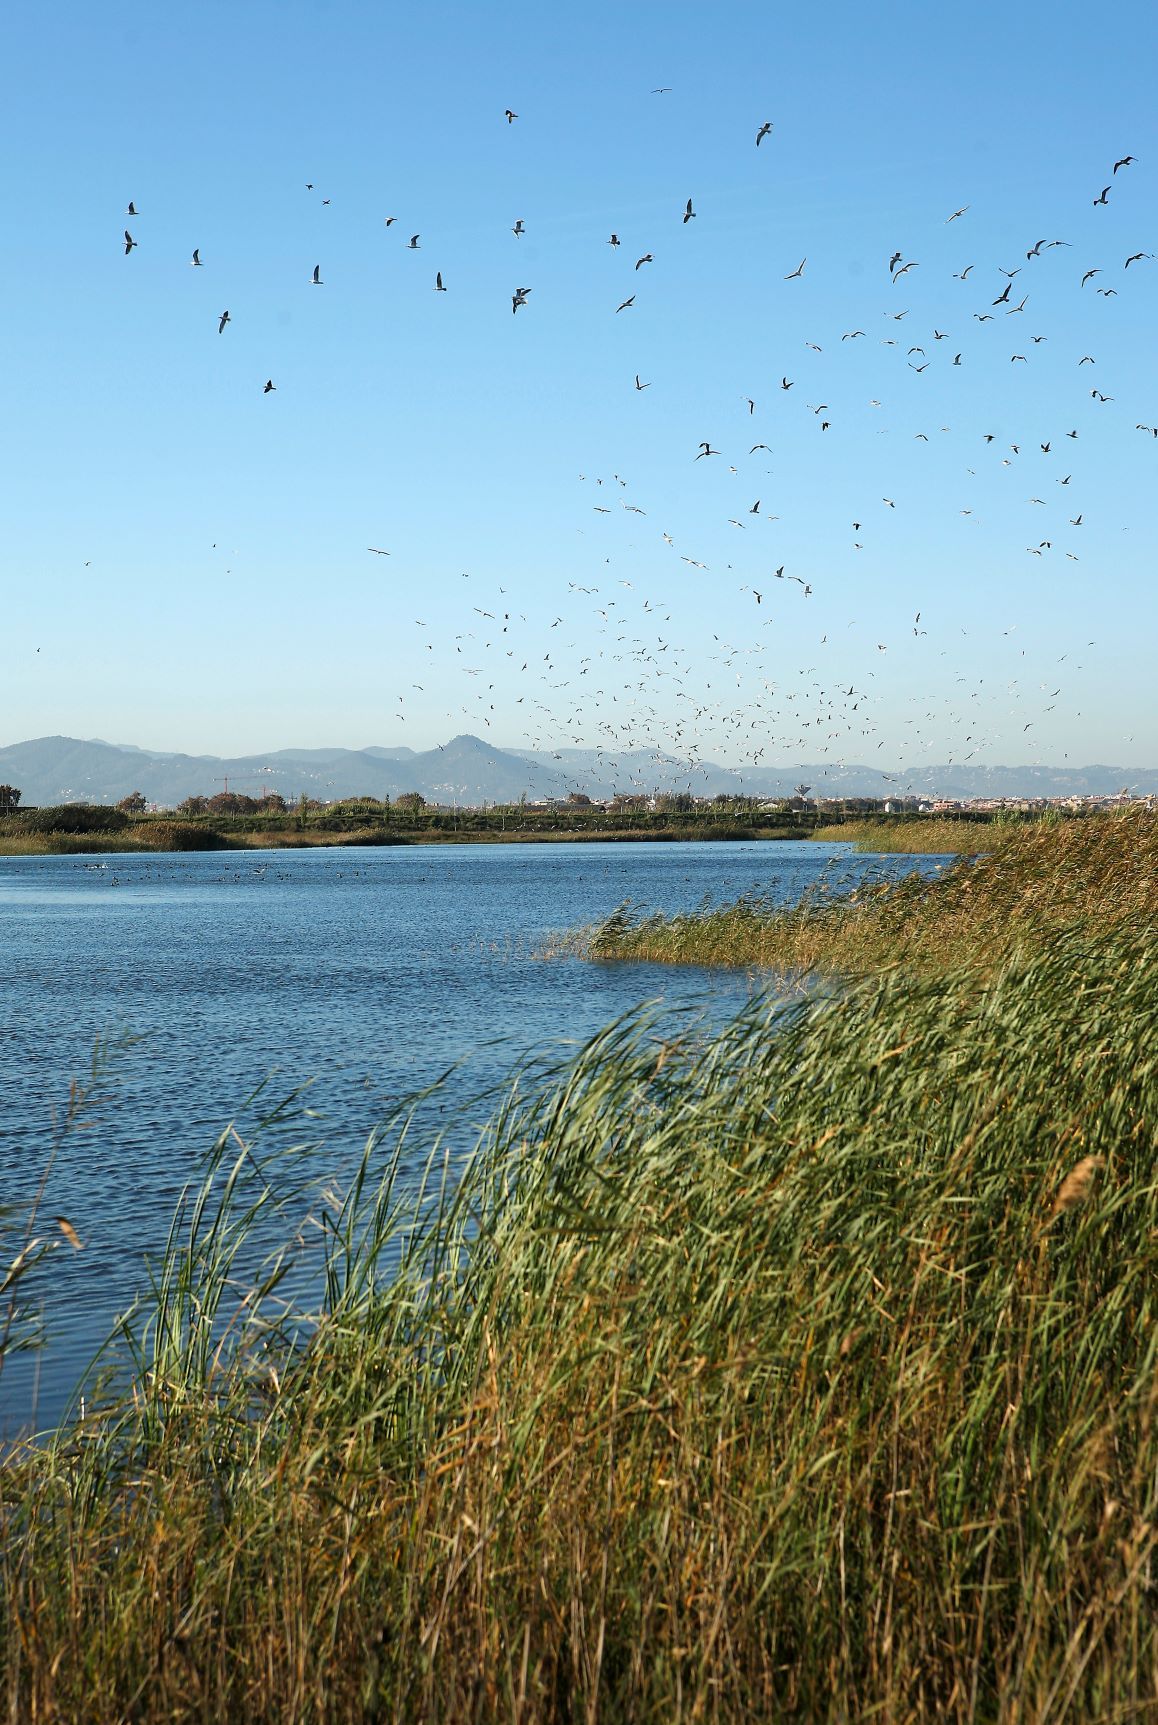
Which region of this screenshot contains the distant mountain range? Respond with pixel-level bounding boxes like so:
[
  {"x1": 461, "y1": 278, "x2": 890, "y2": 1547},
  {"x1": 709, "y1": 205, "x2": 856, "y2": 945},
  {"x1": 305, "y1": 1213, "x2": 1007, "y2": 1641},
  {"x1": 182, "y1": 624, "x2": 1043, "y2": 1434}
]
[{"x1": 0, "y1": 735, "x2": 1153, "y2": 807}]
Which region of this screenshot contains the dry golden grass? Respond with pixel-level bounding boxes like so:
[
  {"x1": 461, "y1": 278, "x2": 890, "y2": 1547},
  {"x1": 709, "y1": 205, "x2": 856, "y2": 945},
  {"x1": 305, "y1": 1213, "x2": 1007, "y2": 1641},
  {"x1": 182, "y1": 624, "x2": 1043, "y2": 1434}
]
[
  {"x1": 585, "y1": 809, "x2": 1156, "y2": 976},
  {"x1": 815, "y1": 816, "x2": 998, "y2": 853}
]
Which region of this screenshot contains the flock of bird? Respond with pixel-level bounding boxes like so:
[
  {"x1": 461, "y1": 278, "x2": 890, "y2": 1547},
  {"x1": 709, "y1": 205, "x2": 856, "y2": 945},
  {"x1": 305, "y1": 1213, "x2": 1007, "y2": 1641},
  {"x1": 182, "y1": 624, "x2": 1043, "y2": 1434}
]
[{"x1": 113, "y1": 108, "x2": 1152, "y2": 795}]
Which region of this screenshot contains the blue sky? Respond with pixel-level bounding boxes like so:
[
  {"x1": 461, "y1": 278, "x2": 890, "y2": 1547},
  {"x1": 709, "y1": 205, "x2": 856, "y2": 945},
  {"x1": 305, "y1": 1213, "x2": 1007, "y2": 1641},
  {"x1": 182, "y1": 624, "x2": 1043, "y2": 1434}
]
[{"x1": 4, "y1": 0, "x2": 1155, "y2": 772}]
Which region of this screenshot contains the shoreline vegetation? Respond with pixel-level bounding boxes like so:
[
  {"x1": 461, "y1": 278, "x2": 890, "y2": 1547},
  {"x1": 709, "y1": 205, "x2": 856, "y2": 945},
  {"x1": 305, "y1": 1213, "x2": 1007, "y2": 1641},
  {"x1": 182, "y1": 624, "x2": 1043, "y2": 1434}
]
[
  {"x1": 3, "y1": 813, "x2": 1155, "y2": 1720},
  {"x1": 0, "y1": 798, "x2": 1027, "y2": 857},
  {"x1": 578, "y1": 809, "x2": 1155, "y2": 976}
]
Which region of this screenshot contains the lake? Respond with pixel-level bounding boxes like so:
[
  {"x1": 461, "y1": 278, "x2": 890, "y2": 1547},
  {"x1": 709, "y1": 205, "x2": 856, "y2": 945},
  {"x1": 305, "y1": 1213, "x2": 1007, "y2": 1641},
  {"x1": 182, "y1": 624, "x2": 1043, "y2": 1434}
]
[{"x1": 0, "y1": 839, "x2": 941, "y2": 1431}]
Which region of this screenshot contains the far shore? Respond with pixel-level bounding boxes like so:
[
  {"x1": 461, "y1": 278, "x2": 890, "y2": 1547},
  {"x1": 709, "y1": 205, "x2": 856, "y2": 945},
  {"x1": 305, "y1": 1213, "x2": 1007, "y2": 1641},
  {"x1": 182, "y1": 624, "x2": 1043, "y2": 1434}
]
[{"x1": 0, "y1": 806, "x2": 1008, "y2": 857}]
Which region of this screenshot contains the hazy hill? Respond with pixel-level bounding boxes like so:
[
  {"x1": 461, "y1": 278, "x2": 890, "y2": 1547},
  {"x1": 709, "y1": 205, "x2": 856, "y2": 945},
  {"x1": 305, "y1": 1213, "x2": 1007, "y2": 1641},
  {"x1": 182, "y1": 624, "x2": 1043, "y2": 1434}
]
[{"x1": 0, "y1": 734, "x2": 1153, "y2": 808}]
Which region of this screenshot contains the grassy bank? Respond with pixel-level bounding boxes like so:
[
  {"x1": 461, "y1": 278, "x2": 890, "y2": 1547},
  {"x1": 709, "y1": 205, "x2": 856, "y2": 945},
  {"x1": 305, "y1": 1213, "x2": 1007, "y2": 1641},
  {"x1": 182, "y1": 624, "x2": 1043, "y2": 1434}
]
[
  {"x1": 812, "y1": 816, "x2": 999, "y2": 854},
  {"x1": 2, "y1": 914, "x2": 1155, "y2": 1721},
  {"x1": 583, "y1": 809, "x2": 1155, "y2": 976}
]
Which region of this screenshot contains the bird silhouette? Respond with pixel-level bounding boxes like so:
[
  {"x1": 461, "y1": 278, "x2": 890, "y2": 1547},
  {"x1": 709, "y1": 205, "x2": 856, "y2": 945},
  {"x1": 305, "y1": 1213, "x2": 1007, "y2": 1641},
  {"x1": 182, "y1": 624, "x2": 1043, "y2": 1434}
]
[
  {"x1": 756, "y1": 122, "x2": 773, "y2": 145},
  {"x1": 683, "y1": 198, "x2": 696, "y2": 223}
]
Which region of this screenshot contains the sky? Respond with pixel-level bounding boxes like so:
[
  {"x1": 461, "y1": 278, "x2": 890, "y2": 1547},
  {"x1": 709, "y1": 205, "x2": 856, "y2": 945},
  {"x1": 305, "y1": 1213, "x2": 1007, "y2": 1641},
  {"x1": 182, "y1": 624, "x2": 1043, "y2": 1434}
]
[{"x1": 3, "y1": 0, "x2": 1156, "y2": 774}]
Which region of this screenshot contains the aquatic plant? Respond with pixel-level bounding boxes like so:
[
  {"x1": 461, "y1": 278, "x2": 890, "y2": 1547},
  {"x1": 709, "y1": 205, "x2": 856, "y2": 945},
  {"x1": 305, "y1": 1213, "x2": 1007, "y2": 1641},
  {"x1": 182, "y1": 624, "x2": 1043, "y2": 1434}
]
[
  {"x1": 2, "y1": 902, "x2": 1155, "y2": 1720},
  {"x1": 813, "y1": 815, "x2": 998, "y2": 854},
  {"x1": 584, "y1": 808, "x2": 1156, "y2": 975}
]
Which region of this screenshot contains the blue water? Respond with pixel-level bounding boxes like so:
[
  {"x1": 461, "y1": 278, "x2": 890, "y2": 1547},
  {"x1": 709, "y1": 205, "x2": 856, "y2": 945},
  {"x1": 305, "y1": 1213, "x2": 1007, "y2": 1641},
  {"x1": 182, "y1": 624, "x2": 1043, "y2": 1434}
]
[{"x1": 0, "y1": 839, "x2": 941, "y2": 1431}]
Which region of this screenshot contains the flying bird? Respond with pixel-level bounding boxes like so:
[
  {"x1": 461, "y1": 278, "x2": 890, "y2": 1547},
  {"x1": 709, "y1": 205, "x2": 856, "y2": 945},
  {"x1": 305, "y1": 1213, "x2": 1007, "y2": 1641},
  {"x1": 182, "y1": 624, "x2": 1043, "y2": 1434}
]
[
  {"x1": 504, "y1": 109, "x2": 518, "y2": 123},
  {"x1": 512, "y1": 219, "x2": 525, "y2": 236},
  {"x1": 608, "y1": 233, "x2": 620, "y2": 247},
  {"x1": 946, "y1": 205, "x2": 969, "y2": 222},
  {"x1": 1093, "y1": 186, "x2": 1111, "y2": 206},
  {"x1": 123, "y1": 230, "x2": 137, "y2": 253},
  {"x1": 694, "y1": 442, "x2": 718, "y2": 459},
  {"x1": 615, "y1": 295, "x2": 635, "y2": 312},
  {"x1": 191, "y1": 248, "x2": 202, "y2": 267},
  {"x1": 367, "y1": 547, "x2": 391, "y2": 555},
  {"x1": 217, "y1": 309, "x2": 230, "y2": 334},
  {"x1": 435, "y1": 271, "x2": 446, "y2": 291},
  {"x1": 126, "y1": 201, "x2": 137, "y2": 215},
  {"x1": 683, "y1": 198, "x2": 696, "y2": 223},
  {"x1": 310, "y1": 264, "x2": 322, "y2": 284},
  {"x1": 263, "y1": 379, "x2": 276, "y2": 393},
  {"x1": 408, "y1": 234, "x2": 420, "y2": 249},
  {"x1": 756, "y1": 121, "x2": 773, "y2": 145},
  {"x1": 634, "y1": 253, "x2": 653, "y2": 269},
  {"x1": 1113, "y1": 155, "x2": 1135, "y2": 172},
  {"x1": 784, "y1": 258, "x2": 806, "y2": 279},
  {"x1": 634, "y1": 374, "x2": 651, "y2": 389}
]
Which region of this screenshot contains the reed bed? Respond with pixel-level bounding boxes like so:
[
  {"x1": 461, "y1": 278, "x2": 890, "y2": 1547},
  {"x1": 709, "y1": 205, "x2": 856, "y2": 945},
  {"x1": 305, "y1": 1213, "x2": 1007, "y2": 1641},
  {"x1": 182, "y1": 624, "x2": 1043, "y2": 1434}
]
[
  {"x1": 815, "y1": 817, "x2": 999, "y2": 854},
  {"x1": 0, "y1": 831, "x2": 138, "y2": 856},
  {"x1": 2, "y1": 895, "x2": 1156, "y2": 1720},
  {"x1": 584, "y1": 808, "x2": 1156, "y2": 976}
]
